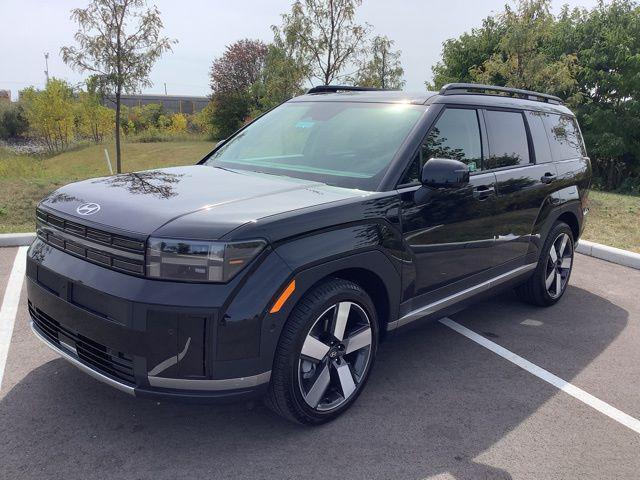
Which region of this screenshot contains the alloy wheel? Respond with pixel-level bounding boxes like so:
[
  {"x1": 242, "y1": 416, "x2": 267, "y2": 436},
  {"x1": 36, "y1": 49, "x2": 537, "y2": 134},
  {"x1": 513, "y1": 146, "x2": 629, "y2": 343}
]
[
  {"x1": 545, "y1": 232, "x2": 573, "y2": 299},
  {"x1": 297, "y1": 301, "x2": 373, "y2": 412}
]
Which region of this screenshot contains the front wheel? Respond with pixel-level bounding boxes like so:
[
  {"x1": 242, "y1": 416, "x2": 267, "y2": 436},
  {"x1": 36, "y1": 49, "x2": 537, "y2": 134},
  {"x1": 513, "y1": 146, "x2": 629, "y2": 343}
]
[
  {"x1": 266, "y1": 278, "x2": 378, "y2": 425},
  {"x1": 516, "y1": 221, "x2": 574, "y2": 306}
]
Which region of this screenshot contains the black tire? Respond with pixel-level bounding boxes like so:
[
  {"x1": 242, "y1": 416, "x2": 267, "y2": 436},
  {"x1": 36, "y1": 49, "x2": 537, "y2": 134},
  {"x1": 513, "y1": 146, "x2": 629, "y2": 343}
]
[
  {"x1": 516, "y1": 221, "x2": 575, "y2": 306},
  {"x1": 265, "y1": 278, "x2": 379, "y2": 425}
]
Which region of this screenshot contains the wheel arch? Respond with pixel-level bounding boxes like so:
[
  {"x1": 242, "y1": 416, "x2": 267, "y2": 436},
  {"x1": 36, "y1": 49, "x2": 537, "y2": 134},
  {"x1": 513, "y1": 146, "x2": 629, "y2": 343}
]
[
  {"x1": 268, "y1": 249, "x2": 401, "y2": 346},
  {"x1": 556, "y1": 211, "x2": 580, "y2": 242},
  {"x1": 530, "y1": 189, "x2": 584, "y2": 260},
  {"x1": 321, "y1": 267, "x2": 391, "y2": 339}
]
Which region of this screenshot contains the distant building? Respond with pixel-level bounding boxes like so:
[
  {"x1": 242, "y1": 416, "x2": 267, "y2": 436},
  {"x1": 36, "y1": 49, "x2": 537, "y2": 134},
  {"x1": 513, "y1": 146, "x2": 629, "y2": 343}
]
[
  {"x1": 105, "y1": 94, "x2": 209, "y2": 114},
  {"x1": 0, "y1": 90, "x2": 10, "y2": 103}
]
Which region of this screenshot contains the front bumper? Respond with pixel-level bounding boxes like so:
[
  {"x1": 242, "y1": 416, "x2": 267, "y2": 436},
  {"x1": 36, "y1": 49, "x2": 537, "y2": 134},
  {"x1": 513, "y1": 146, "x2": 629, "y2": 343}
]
[
  {"x1": 26, "y1": 239, "x2": 293, "y2": 401},
  {"x1": 30, "y1": 319, "x2": 270, "y2": 401}
]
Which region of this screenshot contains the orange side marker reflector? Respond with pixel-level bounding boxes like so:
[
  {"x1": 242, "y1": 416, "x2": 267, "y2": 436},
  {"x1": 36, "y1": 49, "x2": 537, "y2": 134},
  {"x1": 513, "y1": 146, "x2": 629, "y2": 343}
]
[{"x1": 270, "y1": 280, "x2": 296, "y2": 314}]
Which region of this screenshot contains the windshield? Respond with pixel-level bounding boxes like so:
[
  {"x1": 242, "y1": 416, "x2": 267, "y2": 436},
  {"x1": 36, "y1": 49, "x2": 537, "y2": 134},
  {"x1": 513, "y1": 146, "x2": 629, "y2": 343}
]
[{"x1": 204, "y1": 101, "x2": 425, "y2": 190}]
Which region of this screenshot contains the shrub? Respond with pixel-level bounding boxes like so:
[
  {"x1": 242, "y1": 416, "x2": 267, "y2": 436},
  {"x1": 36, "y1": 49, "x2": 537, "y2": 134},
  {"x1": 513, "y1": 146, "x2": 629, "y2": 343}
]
[
  {"x1": 0, "y1": 103, "x2": 29, "y2": 140},
  {"x1": 168, "y1": 113, "x2": 187, "y2": 134},
  {"x1": 20, "y1": 79, "x2": 75, "y2": 153},
  {"x1": 190, "y1": 101, "x2": 217, "y2": 138},
  {"x1": 157, "y1": 113, "x2": 171, "y2": 130},
  {"x1": 76, "y1": 92, "x2": 115, "y2": 143}
]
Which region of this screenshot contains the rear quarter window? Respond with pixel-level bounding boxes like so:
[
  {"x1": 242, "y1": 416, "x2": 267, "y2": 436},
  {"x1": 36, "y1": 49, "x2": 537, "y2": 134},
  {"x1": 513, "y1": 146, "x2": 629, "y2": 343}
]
[
  {"x1": 525, "y1": 111, "x2": 554, "y2": 163},
  {"x1": 543, "y1": 113, "x2": 586, "y2": 161}
]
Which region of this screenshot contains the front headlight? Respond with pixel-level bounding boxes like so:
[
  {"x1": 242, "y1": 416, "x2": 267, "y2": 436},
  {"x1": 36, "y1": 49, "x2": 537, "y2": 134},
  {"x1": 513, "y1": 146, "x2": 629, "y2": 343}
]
[{"x1": 146, "y1": 237, "x2": 266, "y2": 283}]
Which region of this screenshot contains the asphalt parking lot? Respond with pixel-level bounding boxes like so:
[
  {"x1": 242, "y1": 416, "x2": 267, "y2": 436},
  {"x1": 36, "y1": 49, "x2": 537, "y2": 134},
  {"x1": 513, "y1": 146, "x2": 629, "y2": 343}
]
[{"x1": 1, "y1": 246, "x2": 639, "y2": 480}]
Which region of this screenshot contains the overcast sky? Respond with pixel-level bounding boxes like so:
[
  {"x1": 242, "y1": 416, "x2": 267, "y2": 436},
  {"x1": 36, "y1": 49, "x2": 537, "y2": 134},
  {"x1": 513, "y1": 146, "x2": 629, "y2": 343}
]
[{"x1": 0, "y1": 0, "x2": 601, "y2": 100}]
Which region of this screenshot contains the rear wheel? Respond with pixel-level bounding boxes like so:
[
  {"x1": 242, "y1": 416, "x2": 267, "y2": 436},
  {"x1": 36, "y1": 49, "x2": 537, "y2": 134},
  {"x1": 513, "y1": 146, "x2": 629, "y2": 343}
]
[
  {"x1": 266, "y1": 278, "x2": 378, "y2": 425},
  {"x1": 516, "y1": 221, "x2": 574, "y2": 306}
]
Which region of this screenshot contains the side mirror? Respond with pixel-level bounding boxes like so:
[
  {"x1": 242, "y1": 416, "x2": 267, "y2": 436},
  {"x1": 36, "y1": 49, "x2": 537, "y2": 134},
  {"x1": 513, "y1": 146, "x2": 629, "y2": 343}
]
[{"x1": 421, "y1": 158, "x2": 470, "y2": 189}]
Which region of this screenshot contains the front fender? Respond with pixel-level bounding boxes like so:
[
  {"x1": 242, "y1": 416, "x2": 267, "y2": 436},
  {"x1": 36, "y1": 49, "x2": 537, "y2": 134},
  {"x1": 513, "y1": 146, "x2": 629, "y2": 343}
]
[{"x1": 219, "y1": 223, "x2": 403, "y2": 377}]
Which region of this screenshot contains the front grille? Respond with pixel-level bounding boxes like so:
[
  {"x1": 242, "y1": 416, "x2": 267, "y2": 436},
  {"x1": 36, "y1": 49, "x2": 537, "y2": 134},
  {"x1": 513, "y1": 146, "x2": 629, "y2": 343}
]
[
  {"x1": 36, "y1": 209, "x2": 146, "y2": 276},
  {"x1": 29, "y1": 302, "x2": 136, "y2": 385}
]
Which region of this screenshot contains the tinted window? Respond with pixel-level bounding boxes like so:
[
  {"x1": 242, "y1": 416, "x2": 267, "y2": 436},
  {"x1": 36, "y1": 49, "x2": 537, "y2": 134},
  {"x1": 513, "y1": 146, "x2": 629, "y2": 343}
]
[
  {"x1": 400, "y1": 108, "x2": 482, "y2": 185},
  {"x1": 484, "y1": 110, "x2": 530, "y2": 169},
  {"x1": 206, "y1": 102, "x2": 424, "y2": 190},
  {"x1": 424, "y1": 109, "x2": 482, "y2": 170},
  {"x1": 543, "y1": 114, "x2": 585, "y2": 161},
  {"x1": 525, "y1": 111, "x2": 553, "y2": 163}
]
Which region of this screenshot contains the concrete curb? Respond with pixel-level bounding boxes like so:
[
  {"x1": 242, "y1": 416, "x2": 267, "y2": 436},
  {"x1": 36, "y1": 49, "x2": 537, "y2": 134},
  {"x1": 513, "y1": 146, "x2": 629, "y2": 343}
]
[
  {"x1": 0, "y1": 233, "x2": 36, "y2": 248},
  {"x1": 0, "y1": 232, "x2": 637, "y2": 270},
  {"x1": 576, "y1": 239, "x2": 640, "y2": 270}
]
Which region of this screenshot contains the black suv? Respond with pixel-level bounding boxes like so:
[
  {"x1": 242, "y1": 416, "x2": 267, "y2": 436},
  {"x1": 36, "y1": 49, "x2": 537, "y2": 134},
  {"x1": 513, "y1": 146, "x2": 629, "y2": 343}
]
[{"x1": 27, "y1": 83, "x2": 591, "y2": 424}]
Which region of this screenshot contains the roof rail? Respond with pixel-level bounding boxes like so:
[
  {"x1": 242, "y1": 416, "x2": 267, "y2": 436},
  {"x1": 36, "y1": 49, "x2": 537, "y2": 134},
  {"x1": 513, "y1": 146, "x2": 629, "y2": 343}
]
[
  {"x1": 306, "y1": 85, "x2": 394, "y2": 94},
  {"x1": 439, "y1": 83, "x2": 563, "y2": 105}
]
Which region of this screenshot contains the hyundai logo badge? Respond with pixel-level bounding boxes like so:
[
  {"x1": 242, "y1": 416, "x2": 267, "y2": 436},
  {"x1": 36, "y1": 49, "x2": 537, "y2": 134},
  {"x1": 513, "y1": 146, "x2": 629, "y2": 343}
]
[{"x1": 76, "y1": 203, "x2": 101, "y2": 216}]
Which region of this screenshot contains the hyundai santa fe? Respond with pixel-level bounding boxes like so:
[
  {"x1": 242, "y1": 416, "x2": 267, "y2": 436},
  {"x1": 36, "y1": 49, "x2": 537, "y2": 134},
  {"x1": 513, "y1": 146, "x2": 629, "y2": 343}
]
[{"x1": 26, "y1": 83, "x2": 591, "y2": 424}]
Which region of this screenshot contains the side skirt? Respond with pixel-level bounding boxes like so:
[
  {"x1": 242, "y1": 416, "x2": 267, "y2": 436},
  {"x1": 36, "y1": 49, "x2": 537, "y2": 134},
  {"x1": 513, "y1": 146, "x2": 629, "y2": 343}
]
[{"x1": 387, "y1": 263, "x2": 537, "y2": 331}]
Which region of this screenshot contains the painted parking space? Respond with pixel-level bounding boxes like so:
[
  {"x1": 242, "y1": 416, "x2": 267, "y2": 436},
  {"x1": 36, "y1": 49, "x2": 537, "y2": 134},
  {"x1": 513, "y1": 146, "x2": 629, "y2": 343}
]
[
  {"x1": 0, "y1": 248, "x2": 639, "y2": 479},
  {"x1": 450, "y1": 254, "x2": 640, "y2": 420},
  {"x1": 0, "y1": 247, "x2": 18, "y2": 303}
]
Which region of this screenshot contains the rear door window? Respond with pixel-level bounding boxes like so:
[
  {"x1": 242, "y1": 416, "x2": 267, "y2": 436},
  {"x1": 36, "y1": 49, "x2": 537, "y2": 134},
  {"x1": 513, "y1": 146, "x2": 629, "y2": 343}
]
[
  {"x1": 484, "y1": 110, "x2": 530, "y2": 169},
  {"x1": 543, "y1": 114, "x2": 585, "y2": 161}
]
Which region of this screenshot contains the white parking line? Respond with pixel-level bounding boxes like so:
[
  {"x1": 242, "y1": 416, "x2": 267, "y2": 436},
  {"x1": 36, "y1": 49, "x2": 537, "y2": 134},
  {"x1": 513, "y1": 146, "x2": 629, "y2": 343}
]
[
  {"x1": 0, "y1": 246, "x2": 28, "y2": 390},
  {"x1": 440, "y1": 317, "x2": 640, "y2": 435}
]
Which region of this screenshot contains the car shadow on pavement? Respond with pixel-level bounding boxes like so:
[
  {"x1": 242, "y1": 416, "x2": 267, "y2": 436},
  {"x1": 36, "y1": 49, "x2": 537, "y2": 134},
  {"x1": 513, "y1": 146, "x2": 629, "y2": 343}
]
[{"x1": 0, "y1": 286, "x2": 628, "y2": 480}]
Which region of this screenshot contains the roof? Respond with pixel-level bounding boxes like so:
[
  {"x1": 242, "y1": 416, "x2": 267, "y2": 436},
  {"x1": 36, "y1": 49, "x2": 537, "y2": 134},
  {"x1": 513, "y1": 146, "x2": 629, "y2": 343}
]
[
  {"x1": 290, "y1": 90, "x2": 436, "y2": 105},
  {"x1": 289, "y1": 84, "x2": 574, "y2": 115},
  {"x1": 428, "y1": 91, "x2": 574, "y2": 115}
]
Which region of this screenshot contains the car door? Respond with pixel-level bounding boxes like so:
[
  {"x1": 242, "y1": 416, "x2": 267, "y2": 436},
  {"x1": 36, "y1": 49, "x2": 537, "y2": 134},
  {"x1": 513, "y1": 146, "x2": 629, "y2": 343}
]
[
  {"x1": 398, "y1": 106, "x2": 500, "y2": 306},
  {"x1": 483, "y1": 108, "x2": 560, "y2": 266}
]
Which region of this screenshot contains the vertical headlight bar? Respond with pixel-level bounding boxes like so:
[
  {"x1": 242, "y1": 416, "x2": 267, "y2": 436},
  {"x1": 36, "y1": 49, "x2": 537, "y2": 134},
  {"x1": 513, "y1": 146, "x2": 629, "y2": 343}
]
[{"x1": 146, "y1": 238, "x2": 266, "y2": 283}]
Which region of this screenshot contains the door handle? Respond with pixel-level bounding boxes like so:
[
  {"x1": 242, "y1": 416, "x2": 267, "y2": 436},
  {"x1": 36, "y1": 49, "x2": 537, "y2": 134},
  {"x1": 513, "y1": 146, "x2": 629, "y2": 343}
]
[
  {"x1": 541, "y1": 172, "x2": 557, "y2": 184},
  {"x1": 473, "y1": 185, "x2": 495, "y2": 200}
]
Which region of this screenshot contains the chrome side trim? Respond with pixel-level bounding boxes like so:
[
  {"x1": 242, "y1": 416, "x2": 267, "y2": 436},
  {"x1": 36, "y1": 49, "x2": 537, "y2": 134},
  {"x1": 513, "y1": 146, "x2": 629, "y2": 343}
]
[
  {"x1": 30, "y1": 321, "x2": 136, "y2": 396},
  {"x1": 148, "y1": 371, "x2": 271, "y2": 391},
  {"x1": 387, "y1": 263, "x2": 537, "y2": 331}
]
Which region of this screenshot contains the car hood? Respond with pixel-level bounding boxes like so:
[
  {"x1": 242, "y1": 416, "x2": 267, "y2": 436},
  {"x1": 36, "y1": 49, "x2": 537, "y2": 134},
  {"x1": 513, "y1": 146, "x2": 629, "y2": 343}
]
[{"x1": 39, "y1": 165, "x2": 367, "y2": 239}]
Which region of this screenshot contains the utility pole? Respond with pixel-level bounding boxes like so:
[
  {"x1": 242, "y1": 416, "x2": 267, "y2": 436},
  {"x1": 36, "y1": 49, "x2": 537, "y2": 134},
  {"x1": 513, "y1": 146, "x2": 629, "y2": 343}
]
[
  {"x1": 44, "y1": 52, "x2": 50, "y2": 85},
  {"x1": 164, "y1": 82, "x2": 167, "y2": 95}
]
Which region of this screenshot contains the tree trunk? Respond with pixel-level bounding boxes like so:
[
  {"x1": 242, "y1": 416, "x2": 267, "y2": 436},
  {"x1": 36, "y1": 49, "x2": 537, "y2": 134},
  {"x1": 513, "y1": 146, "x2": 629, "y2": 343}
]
[{"x1": 115, "y1": 89, "x2": 122, "y2": 174}]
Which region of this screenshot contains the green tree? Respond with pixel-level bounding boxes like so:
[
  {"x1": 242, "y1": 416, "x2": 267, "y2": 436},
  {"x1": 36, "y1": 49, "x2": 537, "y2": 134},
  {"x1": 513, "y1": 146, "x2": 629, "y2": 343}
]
[
  {"x1": 252, "y1": 43, "x2": 307, "y2": 111},
  {"x1": 275, "y1": 0, "x2": 369, "y2": 85},
  {"x1": 212, "y1": 93, "x2": 252, "y2": 139},
  {"x1": 355, "y1": 35, "x2": 405, "y2": 89},
  {"x1": 472, "y1": 0, "x2": 577, "y2": 97},
  {"x1": 209, "y1": 39, "x2": 269, "y2": 138},
  {"x1": 427, "y1": 0, "x2": 640, "y2": 191},
  {"x1": 429, "y1": 16, "x2": 505, "y2": 89},
  {"x1": 61, "y1": 0, "x2": 176, "y2": 173},
  {"x1": 20, "y1": 79, "x2": 76, "y2": 153},
  {"x1": 569, "y1": 0, "x2": 640, "y2": 189}
]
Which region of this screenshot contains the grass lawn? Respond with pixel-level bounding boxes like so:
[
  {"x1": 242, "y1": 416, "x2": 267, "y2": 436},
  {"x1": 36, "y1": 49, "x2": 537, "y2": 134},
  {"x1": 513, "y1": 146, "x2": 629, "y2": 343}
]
[
  {"x1": 582, "y1": 190, "x2": 640, "y2": 253},
  {"x1": 1, "y1": 143, "x2": 638, "y2": 253},
  {"x1": 0, "y1": 140, "x2": 215, "y2": 233}
]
